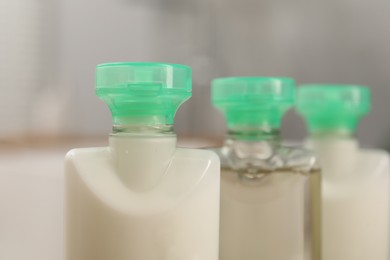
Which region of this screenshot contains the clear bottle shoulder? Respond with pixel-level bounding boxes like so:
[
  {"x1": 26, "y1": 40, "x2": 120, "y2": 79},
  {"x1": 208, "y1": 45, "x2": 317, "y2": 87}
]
[
  {"x1": 211, "y1": 140, "x2": 320, "y2": 176},
  {"x1": 213, "y1": 140, "x2": 321, "y2": 203}
]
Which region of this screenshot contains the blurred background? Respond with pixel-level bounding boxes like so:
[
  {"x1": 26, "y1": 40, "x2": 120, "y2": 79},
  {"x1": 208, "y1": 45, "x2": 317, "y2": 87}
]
[
  {"x1": 1, "y1": 0, "x2": 390, "y2": 259},
  {"x1": 1, "y1": 0, "x2": 390, "y2": 147}
]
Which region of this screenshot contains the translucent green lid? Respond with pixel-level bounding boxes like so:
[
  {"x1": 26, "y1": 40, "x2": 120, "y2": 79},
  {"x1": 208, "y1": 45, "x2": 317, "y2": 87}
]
[
  {"x1": 96, "y1": 62, "x2": 191, "y2": 126},
  {"x1": 297, "y1": 84, "x2": 370, "y2": 133},
  {"x1": 212, "y1": 77, "x2": 295, "y2": 129}
]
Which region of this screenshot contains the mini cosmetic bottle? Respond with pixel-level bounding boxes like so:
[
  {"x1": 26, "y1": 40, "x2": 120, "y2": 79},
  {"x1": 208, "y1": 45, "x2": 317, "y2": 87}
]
[
  {"x1": 212, "y1": 77, "x2": 321, "y2": 260},
  {"x1": 297, "y1": 85, "x2": 389, "y2": 260},
  {"x1": 65, "y1": 62, "x2": 220, "y2": 260}
]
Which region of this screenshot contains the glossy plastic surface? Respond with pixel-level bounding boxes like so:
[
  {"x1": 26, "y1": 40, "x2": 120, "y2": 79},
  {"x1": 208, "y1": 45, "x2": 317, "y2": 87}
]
[
  {"x1": 96, "y1": 62, "x2": 191, "y2": 126},
  {"x1": 212, "y1": 77, "x2": 295, "y2": 130},
  {"x1": 65, "y1": 137, "x2": 220, "y2": 260},
  {"x1": 297, "y1": 85, "x2": 370, "y2": 132}
]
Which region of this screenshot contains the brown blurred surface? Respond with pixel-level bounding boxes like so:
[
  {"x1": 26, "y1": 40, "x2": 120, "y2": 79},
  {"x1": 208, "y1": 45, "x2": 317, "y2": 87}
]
[{"x1": 0, "y1": 135, "x2": 222, "y2": 152}]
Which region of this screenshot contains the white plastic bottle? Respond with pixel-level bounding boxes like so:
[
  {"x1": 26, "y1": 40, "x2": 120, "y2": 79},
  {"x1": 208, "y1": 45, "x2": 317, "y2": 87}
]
[
  {"x1": 211, "y1": 77, "x2": 321, "y2": 260},
  {"x1": 297, "y1": 85, "x2": 390, "y2": 260},
  {"x1": 65, "y1": 63, "x2": 220, "y2": 260}
]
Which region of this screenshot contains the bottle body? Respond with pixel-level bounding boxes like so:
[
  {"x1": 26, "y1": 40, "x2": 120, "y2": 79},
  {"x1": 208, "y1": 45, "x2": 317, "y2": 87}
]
[
  {"x1": 308, "y1": 138, "x2": 390, "y2": 260},
  {"x1": 65, "y1": 136, "x2": 220, "y2": 260},
  {"x1": 217, "y1": 139, "x2": 321, "y2": 260}
]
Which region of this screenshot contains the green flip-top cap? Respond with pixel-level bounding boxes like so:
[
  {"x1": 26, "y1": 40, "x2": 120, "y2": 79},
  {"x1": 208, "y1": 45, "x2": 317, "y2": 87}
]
[
  {"x1": 297, "y1": 84, "x2": 370, "y2": 133},
  {"x1": 212, "y1": 77, "x2": 295, "y2": 129},
  {"x1": 96, "y1": 62, "x2": 191, "y2": 126}
]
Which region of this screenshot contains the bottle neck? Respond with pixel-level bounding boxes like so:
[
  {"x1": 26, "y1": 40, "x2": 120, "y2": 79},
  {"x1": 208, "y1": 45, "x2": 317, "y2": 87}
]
[
  {"x1": 220, "y1": 127, "x2": 282, "y2": 175},
  {"x1": 111, "y1": 113, "x2": 175, "y2": 135},
  {"x1": 109, "y1": 124, "x2": 176, "y2": 192},
  {"x1": 112, "y1": 124, "x2": 174, "y2": 135},
  {"x1": 306, "y1": 129, "x2": 358, "y2": 179},
  {"x1": 307, "y1": 129, "x2": 359, "y2": 160}
]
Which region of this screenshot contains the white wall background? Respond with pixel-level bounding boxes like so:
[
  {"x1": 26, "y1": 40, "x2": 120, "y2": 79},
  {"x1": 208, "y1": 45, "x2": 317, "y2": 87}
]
[{"x1": 1, "y1": 0, "x2": 390, "y2": 148}]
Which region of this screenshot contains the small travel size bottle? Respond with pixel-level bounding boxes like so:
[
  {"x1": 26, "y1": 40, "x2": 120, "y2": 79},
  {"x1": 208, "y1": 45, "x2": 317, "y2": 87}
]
[
  {"x1": 297, "y1": 85, "x2": 389, "y2": 260},
  {"x1": 65, "y1": 62, "x2": 220, "y2": 260},
  {"x1": 212, "y1": 77, "x2": 321, "y2": 260}
]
